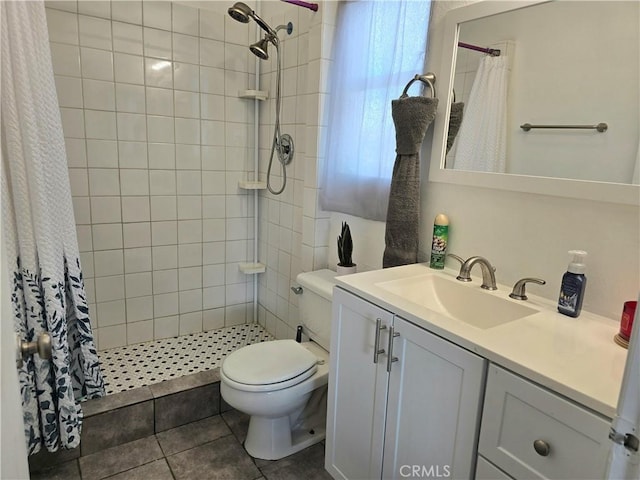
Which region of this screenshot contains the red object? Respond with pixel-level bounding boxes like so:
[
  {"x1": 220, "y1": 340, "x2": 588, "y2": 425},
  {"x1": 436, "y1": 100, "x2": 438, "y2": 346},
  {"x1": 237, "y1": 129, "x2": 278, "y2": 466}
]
[{"x1": 619, "y1": 300, "x2": 638, "y2": 341}]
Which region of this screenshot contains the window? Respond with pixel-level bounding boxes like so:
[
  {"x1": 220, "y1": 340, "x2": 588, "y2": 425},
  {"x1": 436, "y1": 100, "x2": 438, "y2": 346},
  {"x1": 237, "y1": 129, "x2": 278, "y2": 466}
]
[{"x1": 320, "y1": 0, "x2": 432, "y2": 221}]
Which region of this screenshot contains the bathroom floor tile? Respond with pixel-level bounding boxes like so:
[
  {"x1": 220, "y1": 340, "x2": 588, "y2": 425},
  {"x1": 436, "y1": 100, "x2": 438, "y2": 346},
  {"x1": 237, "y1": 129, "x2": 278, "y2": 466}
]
[
  {"x1": 79, "y1": 436, "x2": 164, "y2": 479},
  {"x1": 167, "y1": 435, "x2": 261, "y2": 480},
  {"x1": 221, "y1": 408, "x2": 250, "y2": 444},
  {"x1": 101, "y1": 459, "x2": 173, "y2": 480},
  {"x1": 99, "y1": 324, "x2": 273, "y2": 394},
  {"x1": 156, "y1": 416, "x2": 232, "y2": 456},
  {"x1": 257, "y1": 443, "x2": 332, "y2": 480},
  {"x1": 30, "y1": 459, "x2": 81, "y2": 480}
]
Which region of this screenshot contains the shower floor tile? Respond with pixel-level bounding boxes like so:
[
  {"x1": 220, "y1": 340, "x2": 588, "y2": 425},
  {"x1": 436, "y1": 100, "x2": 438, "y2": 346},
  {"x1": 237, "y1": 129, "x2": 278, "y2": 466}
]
[{"x1": 98, "y1": 324, "x2": 273, "y2": 395}]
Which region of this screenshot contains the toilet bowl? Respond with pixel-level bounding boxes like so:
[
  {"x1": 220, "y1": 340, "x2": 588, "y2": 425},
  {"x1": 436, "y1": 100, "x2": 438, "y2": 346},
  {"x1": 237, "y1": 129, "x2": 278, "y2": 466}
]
[{"x1": 220, "y1": 269, "x2": 337, "y2": 460}]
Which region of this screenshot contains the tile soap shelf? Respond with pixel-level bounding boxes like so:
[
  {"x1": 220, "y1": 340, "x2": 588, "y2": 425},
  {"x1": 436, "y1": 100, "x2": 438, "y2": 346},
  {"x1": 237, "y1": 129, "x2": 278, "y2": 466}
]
[
  {"x1": 238, "y1": 90, "x2": 268, "y2": 101},
  {"x1": 238, "y1": 180, "x2": 267, "y2": 190},
  {"x1": 239, "y1": 262, "x2": 266, "y2": 275}
]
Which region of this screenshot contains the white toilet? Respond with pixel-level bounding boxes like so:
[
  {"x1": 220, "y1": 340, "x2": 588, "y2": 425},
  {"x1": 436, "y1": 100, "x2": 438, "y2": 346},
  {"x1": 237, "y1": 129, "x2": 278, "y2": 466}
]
[{"x1": 220, "y1": 269, "x2": 337, "y2": 460}]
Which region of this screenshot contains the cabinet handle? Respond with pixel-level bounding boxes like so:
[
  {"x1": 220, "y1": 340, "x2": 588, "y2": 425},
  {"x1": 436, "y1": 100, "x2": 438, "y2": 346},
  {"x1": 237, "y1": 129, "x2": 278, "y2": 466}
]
[
  {"x1": 386, "y1": 327, "x2": 399, "y2": 372},
  {"x1": 533, "y1": 439, "x2": 551, "y2": 457},
  {"x1": 373, "y1": 318, "x2": 386, "y2": 364}
]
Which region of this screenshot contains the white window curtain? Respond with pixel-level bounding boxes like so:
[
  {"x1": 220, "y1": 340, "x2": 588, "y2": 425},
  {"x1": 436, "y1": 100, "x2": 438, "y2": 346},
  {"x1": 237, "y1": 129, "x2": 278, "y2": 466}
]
[{"x1": 320, "y1": 0, "x2": 431, "y2": 221}]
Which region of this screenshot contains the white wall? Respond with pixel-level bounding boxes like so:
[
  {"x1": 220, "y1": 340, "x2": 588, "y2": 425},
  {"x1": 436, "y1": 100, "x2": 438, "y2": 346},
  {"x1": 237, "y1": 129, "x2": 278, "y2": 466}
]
[{"x1": 327, "y1": 0, "x2": 639, "y2": 322}]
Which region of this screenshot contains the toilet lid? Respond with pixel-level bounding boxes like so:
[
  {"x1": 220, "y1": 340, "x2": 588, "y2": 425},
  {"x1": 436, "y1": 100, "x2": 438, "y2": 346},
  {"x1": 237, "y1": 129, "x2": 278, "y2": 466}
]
[{"x1": 222, "y1": 340, "x2": 318, "y2": 386}]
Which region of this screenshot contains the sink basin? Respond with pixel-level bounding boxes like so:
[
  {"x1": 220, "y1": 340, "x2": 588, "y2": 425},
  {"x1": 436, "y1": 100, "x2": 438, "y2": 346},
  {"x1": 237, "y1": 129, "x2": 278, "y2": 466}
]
[{"x1": 375, "y1": 274, "x2": 537, "y2": 329}]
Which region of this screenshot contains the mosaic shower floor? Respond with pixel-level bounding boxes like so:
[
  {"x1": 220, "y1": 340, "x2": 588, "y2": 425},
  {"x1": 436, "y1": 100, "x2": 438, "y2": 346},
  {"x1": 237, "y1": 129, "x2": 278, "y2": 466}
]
[{"x1": 98, "y1": 324, "x2": 274, "y2": 395}]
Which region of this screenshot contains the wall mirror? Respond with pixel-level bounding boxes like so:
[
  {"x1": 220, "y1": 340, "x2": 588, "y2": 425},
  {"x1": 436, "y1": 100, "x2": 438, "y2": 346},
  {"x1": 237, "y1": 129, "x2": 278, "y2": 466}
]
[{"x1": 429, "y1": 0, "x2": 640, "y2": 205}]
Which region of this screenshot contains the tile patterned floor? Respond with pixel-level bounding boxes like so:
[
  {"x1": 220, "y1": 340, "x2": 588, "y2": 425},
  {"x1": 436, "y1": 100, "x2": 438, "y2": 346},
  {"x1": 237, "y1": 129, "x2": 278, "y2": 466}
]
[
  {"x1": 99, "y1": 324, "x2": 274, "y2": 395},
  {"x1": 31, "y1": 411, "x2": 332, "y2": 480}
]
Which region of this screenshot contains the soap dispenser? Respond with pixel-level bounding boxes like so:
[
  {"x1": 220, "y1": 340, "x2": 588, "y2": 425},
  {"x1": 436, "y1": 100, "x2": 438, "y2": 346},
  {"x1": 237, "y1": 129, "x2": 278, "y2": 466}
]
[{"x1": 557, "y1": 250, "x2": 587, "y2": 318}]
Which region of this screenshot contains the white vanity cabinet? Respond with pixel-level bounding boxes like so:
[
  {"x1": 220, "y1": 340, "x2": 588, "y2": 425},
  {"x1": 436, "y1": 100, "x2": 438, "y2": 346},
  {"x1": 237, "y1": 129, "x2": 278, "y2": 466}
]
[
  {"x1": 326, "y1": 288, "x2": 487, "y2": 480},
  {"x1": 478, "y1": 365, "x2": 611, "y2": 480}
]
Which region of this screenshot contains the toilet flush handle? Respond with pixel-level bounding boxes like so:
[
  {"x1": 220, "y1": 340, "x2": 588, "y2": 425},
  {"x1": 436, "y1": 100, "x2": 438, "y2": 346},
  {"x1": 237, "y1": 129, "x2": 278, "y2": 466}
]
[{"x1": 291, "y1": 286, "x2": 303, "y2": 295}]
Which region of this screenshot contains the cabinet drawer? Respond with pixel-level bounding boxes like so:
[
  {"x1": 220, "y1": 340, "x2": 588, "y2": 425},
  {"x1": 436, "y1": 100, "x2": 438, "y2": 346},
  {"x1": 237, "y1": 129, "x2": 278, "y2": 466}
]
[
  {"x1": 475, "y1": 456, "x2": 513, "y2": 480},
  {"x1": 479, "y1": 365, "x2": 610, "y2": 479}
]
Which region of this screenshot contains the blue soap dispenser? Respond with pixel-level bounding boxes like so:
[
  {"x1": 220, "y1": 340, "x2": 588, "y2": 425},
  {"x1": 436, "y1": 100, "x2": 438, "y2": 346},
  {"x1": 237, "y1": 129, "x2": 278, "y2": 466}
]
[{"x1": 557, "y1": 250, "x2": 587, "y2": 317}]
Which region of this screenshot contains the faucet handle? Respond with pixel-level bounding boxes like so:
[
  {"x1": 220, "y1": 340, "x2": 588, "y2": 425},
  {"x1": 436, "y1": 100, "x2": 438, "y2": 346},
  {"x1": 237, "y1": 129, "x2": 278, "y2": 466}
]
[
  {"x1": 509, "y1": 277, "x2": 546, "y2": 301},
  {"x1": 447, "y1": 254, "x2": 465, "y2": 266}
]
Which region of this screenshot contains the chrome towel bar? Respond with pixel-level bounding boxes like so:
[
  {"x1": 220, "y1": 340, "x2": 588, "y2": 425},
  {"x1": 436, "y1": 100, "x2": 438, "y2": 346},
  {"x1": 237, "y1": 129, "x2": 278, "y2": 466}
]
[{"x1": 520, "y1": 122, "x2": 608, "y2": 133}]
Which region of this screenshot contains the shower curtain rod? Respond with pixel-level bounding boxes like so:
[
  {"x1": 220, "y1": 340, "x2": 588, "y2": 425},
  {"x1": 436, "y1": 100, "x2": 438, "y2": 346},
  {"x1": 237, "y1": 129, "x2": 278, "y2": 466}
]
[
  {"x1": 458, "y1": 41, "x2": 501, "y2": 56},
  {"x1": 280, "y1": 0, "x2": 319, "y2": 12}
]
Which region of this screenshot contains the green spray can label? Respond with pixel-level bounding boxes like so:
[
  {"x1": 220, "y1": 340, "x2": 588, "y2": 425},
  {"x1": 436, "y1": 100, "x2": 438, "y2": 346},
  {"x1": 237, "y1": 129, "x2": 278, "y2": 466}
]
[{"x1": 430, "y1": 214, "x2": 449, "y2": 269}]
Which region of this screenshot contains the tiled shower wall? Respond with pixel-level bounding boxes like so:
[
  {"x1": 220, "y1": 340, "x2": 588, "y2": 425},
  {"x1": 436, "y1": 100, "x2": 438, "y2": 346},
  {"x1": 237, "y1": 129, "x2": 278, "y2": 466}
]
[{"x1": 46, "y1": 0, "x2": 258, "y2": 349}]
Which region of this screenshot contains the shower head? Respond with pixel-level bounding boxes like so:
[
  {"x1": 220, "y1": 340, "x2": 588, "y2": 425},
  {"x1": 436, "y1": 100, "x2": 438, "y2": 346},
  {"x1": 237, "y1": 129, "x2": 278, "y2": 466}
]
[
  {"x1": 227, "y1": 2, "x2": 276, "y2": 36},
  {"x1": 228, "y1": 2, "x2": 252, "y2": 23},
  {"x1": 250, "y1": 37, "x2": 271, "y2": 60}
]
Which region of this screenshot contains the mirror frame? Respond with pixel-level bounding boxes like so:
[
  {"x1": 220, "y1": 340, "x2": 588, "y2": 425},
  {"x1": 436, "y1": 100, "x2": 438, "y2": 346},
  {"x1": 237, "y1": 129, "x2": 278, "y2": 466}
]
[{"x1": 428, "y1": 0, "x2": 640, "y2": 206}]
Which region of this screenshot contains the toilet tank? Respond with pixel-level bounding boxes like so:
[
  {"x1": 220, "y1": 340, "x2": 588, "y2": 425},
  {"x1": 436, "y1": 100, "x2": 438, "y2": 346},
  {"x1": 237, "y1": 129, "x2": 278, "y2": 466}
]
[{"x1": 296, "y1": 269, "x2": 338, "y2": 351}]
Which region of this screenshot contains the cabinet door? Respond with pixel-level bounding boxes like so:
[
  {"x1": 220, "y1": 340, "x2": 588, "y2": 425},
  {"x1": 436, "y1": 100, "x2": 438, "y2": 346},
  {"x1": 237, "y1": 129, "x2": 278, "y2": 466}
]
[
  {"x1": 382, "y1": 316, "x2": 487, "y2": 480},
  {"x1": 326, "y1": 288, "x2": 394, "y2": 480}
]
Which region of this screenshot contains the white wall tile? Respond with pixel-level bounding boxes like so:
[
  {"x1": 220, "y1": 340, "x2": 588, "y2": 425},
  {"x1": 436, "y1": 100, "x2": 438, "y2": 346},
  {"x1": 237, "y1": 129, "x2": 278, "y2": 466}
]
[
  {"x1": 172, "y1": 4, "x2": 198, "y2": 36},
  {"x1": 202, "y1": 241, "x2": 225, "y2": 265},
  {"x1": 120, "y1": 169, "x2": 149, "y2": 196},
  {"x1": 83, "y1": 79, "x2": 115, "y2": 111},
  {"x1": 201, "y1": 120, "x2": 225, "y2": 146},
  {"x1": 179, "y1": 266, "x2": 202, "y2": 290},
  {"x1": 225, "y1": 303, "x2": 246, "y2": 327},
  {"x1": 203, "y1": 219, "x2": 225, "y2": 242},
  {"x1": 179, "y1": 311, "x2": 202, "y2": 334},
  {"x1": 88, "y1": 168, "x2": 120, "y2": 196},
  {"x1": 224, "y1": 43, "x2": 249, "y2": 73},
  {"x1": 146, "y1": 87, "x2": 174, "y2": 116},
  {"x1": 116, "y1": 113, "x2": 147, "y2": 142},
  {"x1": 91, "y1": 196, "x2": 121, "y2": 224},
  {"x1": 144, "y1": 27, "x2": 172, "y2": 59},
  {"x1": 226, "y1": 218, "x2": 248, "y2": 241},
  {"x1": 153, "y1": 269, "x2": 178, "y2": 294},
  {"x1": 199, "y1": 9, "x2": 224, "y2": 42},
  {"x1": 174, "y1": 91, "x2": 200, "y2": 119},
  {"x1": 203, "y1": 263, "x2": 225, "y2": 287},
  {"x1": 149, "y1": 170, "x2": 176, "y2": 195},
  {"x1": 177, "y1": 196, "x2": 201, "y2": 220},
  {"x1": 112, "y1": 1, "x2": 142, "y2": 25},
  {"x1": 46, "y1": 8, "x2": 79, "y2": 45},
  {"x1": 178, "y1": 219, "x2": 202, "y2": 244},
  {"x1": 55, "y1": 75, "x2": 83, "y2": 108},
  {"x1": 201, "y1": 146, "x2": 226, "y2": 171},
  {"x1": 116, "y1": 84, "x2": 146, "y2": 114},
  {"x1": 202, "y1": 308, "x2": 225, "y2": 331},
  {"x1": 94, "y1": 249, "x2": 124, "y2": 277},
  {"x1": 127, "y1": 319, "x2": 154, "y2": 344},
  {"x1": 118, "y1": 141, "x2": 147, "y2": 169},
  {"x1": 77, "y1": 1, "x2": 110, "y2": 19},
  {"x1": 124, "y1": 247, "x2": 152, "y2": 273},
  {"x1": 92, "y1": 224, "x2": 123, "y2": 251},
  {"x1": 81, "y1": 47, "x2": 113, "y2": 81},
  {"x1": 99, "y1": 324, "x2": 127, "y2": 349},
  {"x1": 113, "y1": 22, "x2": 143, "y2": 55},
  {"x1": 87, "y1": 139, "x2": 118, "y2": 168},
  {"x1": 153, "y1": 245, "x2": 178, "y2": 270},
  {"x1": 65, "y1": 138, "x2": 87, "y2": 167},
  {"x1": 95, "y1": 275, "x2": 125, "y2": 302},
  {"x1": 199, "y1": 66, "x2": 225, "y2": 95},
  {"x1": 177, "y1": 171, "x2": 201, "y2": 195},
  {"x1": 123, "y1": 222, "x2": 151, "y2": 248},
  {"x1": 200, "y1": 38, "x2": 224, "y2": 68},
  {"x1": 202, "y1": 286, "x2": 225, "y2": 309},
  {"x1": 148, "y1": 143, "x2": 175, "y2": 169},
  {"x1": 85, "y1": 110, "x2": 117, "y2": 140},
  {"x1": 179, "y1": 289, "x2": 202, "y2": 313},
  {"x1": 175, "y1": 144, "x2": 200, "y2": 170},
  {"x1": 154, "y1": 314, "x2": 179, "y2": 339},
  {"x1": 200, "y1": 94, "x2": 224, "y2": 121},
  {"x1": 151, "y1": 221, "x2": 177, "y2": 246},
  {"x1": 173, "y1": 33, "x2": 199, "y2": 64},
  {"x1": 178, "y1": 243, "x2": 202, "y2": 268},
  {"x1": 60, "y1": 108, "x2": 85, "y2": 138},
  {"x1": 143, "y1": 1, "x2": 171, "y2": 30},
  {"x1": 224, "y1": 15, "x2": 247, "y2": 46},
  {"x1": 97, "y1": 300, "x2": 126, "y2": 327},
  {"x1": 125, "y1": 272, "x2": 152, "y2": 298},
  {"x1": 151, "y1": 196, "x2": 177, "y2": 221},
  {"x1": 174, "y1": 62, "x2": 199, "y2": 92},
  {"x1": 69, "y1": 168, "x2": 89, "y2": 196},
  {"x1": 79, "y1": 15, "x2": 112, "y2": 50},
  {"x1": 77, "y1": 225, "x2": 93, "y2": 252},
  {"x1": 122, "y1": 196, "x2": 150, "y2": 223},
  {"x1": 114, "y1": 53, "x2": 144, "y2": 84},
  {"x1": 126, "y1": 296, "x2": 153, "y2": 322},
  {"x1": 202, "y1": 195, "x2": 225, "y2": 218},
  {"x1": 147, "y1": 116, "x2": 175, "y2": 143},
  {"x1": 175, "y1": 118, "x2": 200, "y2": 145},
  {"x1": 72, "y1": 197, "x2": 91, "y2": 225},
  {"x1": 50, "y1": 43, "x2": 81, "y2": 76}
]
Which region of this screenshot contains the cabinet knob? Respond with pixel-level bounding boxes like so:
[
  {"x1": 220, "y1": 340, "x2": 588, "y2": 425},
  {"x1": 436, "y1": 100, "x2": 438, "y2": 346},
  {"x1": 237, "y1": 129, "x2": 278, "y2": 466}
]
[{"x1": 533, "y1": 439, "x2": 551, "y2": 456}]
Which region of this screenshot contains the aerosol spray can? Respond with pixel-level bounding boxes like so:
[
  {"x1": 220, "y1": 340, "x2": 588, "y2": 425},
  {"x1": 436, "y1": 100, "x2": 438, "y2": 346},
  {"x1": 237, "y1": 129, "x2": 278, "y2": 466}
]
[{"x1": 430, "y1": 214, "x2": 449, "y2": 269}]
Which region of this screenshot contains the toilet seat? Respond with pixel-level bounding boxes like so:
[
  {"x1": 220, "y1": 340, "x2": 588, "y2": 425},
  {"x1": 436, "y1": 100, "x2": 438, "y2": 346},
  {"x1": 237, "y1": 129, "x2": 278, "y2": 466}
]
[{"x1": 221, "y1": 340, "x2": 319, "y2": 393}]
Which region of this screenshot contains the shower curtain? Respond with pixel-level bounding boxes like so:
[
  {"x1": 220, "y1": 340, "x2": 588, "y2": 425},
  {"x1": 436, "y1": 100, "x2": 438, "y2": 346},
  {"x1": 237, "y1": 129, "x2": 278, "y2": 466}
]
[
  {"x1": 1, "y1": 1, "x2": 104, "y2": 455},
  {"x1": 451, "y1": 55, "x2": 508, "y2": 173}
]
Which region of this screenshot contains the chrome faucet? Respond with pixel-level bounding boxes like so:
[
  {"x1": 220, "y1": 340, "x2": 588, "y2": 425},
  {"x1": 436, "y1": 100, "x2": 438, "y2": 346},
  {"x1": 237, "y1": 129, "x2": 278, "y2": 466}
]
[
  {"x1": 456, "y1": 256, "x2": 497, "y2": 290},
  {"x1": 509, "y1": 277, "x2": 546, "y2": 300}
]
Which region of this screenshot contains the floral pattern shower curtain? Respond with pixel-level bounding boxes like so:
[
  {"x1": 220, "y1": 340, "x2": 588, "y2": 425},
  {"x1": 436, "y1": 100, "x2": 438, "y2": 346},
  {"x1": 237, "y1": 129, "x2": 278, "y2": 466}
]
[{"x1": 1, "y1": 0, "x2": 104, "y2": 455}]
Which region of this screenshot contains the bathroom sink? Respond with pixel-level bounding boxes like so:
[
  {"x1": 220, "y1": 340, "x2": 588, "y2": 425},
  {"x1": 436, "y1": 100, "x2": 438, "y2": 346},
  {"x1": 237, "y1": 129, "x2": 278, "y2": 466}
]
[{"x1": 375, "y1": 274, "x2": 537, "y2": 329}]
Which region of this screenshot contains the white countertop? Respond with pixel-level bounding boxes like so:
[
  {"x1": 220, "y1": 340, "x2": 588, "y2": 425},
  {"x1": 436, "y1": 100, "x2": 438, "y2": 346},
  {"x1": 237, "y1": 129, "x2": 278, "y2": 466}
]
[{"x1": 335, "y1": 263, "x2": 628, "y2": 419}]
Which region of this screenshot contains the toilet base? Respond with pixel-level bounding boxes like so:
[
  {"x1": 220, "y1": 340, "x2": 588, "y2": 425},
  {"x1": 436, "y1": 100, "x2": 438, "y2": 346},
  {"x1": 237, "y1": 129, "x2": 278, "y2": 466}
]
[{"x1": 244, "y1": 415, "x2": 326, "y2": 460}]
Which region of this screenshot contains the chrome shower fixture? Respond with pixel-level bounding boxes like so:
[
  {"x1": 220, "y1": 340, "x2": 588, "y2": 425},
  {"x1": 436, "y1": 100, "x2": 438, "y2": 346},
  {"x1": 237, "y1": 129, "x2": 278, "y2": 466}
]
[{"x1": 228, "y1": 2, "x2": 285, "y2": 37}]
